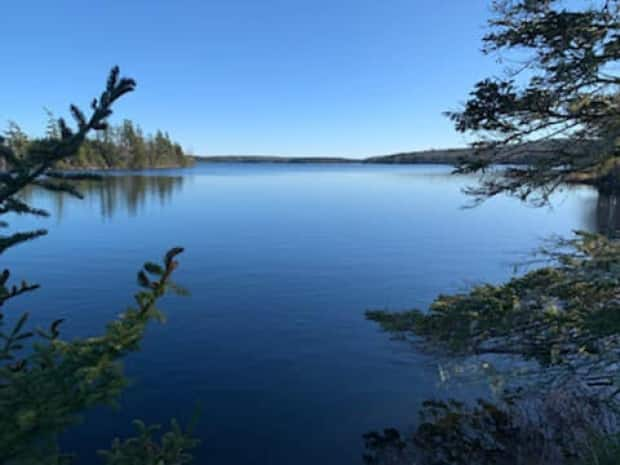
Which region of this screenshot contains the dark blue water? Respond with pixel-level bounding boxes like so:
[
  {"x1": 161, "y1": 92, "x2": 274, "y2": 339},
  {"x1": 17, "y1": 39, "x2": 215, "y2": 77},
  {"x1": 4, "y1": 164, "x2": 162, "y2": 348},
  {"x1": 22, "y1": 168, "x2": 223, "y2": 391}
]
[{"x1": 5, "y1": 163, "x2": 599, "y2": 464}]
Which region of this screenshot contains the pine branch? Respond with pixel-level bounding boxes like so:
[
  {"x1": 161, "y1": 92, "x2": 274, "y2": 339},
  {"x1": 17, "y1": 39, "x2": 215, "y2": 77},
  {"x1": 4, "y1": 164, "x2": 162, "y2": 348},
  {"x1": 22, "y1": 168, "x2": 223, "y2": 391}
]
[{"x1": 0, "y1": 230, "x2": 47, "y2": 254}]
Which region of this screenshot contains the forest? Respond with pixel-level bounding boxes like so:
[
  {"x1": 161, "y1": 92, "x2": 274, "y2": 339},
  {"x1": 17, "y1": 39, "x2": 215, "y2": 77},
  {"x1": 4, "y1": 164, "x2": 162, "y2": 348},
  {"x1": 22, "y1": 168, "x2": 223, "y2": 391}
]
[
  {"x1": 3, "y1": 118, "x2": 193, "y2": 170},
  {"x1": 1, "y1": 0, "x2": 619, "y2": 464}
]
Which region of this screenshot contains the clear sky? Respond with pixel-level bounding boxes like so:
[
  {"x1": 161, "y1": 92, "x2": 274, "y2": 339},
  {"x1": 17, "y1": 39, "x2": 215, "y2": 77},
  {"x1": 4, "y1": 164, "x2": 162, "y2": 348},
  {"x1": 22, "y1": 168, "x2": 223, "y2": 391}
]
[{"x1": 1, "y1": 0, "x2": 501, "y2": 157}]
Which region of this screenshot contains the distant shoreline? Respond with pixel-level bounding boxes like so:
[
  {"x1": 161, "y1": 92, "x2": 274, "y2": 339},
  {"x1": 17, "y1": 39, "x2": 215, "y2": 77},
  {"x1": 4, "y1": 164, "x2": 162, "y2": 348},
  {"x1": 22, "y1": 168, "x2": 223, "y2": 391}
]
[
  {"x1": 195, "y1": 155, "x2": 360, "y2": 164},
  {"x1": 194, "y1": 148, "x2": 475, "y2": 165}
]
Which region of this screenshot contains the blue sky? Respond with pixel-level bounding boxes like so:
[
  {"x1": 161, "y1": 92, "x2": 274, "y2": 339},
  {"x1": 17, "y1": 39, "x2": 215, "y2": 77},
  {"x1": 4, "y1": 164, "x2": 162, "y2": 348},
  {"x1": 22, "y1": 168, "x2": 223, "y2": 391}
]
[{"x1": 1, "y1": 0, "x2": 500, "y2": 157}]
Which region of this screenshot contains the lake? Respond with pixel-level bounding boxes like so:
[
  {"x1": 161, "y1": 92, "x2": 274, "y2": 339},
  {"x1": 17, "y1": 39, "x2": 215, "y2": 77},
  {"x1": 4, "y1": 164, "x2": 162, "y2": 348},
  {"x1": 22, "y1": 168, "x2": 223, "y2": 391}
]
[{"x1": 5, "y1": 162, "x2": 602, "y2": 464}]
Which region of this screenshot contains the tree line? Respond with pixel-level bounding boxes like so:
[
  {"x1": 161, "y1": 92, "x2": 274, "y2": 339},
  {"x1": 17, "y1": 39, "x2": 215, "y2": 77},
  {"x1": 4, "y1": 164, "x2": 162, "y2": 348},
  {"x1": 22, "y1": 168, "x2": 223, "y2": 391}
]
[
  {"x1": 3, "y1": 117, "x2": 193, "y2": 170},
  {"x1": 365, "y1": 1, "x2": 620, "y2": 464},
  {"x1": 0, "y1": 67, "x2": 198, "y2": 464},
  {"x1": 2, "y1": 0, "x2": 618, "y2": 462}
]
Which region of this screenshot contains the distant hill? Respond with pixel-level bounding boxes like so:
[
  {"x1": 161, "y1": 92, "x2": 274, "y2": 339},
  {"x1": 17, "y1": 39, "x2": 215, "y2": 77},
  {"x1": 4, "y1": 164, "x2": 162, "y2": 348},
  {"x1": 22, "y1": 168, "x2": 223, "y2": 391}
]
[
  {"x1": 364, "y1": 140, "x2": 579, "y2": 165},
  {"x1": 363, "y1": 148, "x2": 473, "y2": 164},
  {"x1": 194, "y1": 148, "x2": 474, "y2": 165},
  {"x1": 196, "y1": 155, "x2": 357, "y2": 164},
  {"x1": 195, "y1": 142, "x2": 575, "y2": 166}
]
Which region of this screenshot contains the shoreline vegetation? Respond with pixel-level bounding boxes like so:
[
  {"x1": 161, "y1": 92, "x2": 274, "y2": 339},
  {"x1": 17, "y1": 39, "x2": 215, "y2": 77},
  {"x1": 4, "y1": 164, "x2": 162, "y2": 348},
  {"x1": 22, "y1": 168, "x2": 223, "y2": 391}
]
[
  {"x1": 194, "y1": 143, "x2": 580, "y2": 166},
  {"x1": 194, "y1": 148, "x2": 473, "y2": 165},
  {"x1": 2, "y1": 119, "x2": 194, "y2": 171},
  {"x1": 194, "y1": 143, "x2": 617, "y2": 190}
]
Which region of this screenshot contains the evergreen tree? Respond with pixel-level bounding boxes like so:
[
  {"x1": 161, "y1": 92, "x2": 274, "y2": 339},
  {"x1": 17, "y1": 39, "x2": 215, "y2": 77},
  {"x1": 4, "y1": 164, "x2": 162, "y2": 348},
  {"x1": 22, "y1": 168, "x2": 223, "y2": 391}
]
[
  {"x1": 3, "y1": 122, "x2": 29, "y2": 159},
  {"x1": 364, "y1": 2, "x2": 620, "y2": 463},
  {"x1": 31, "y1": 116, "x2": 192, "y2": 170},
  {"x1": 44, "y1": 108, "x2": 61, "y2": 140},
  {"x1": 447, "y1": 0, "x2": 620, "y2": 204},
  {"x1": 0, "y1": 67, "x2": 198, "y2": 464}
]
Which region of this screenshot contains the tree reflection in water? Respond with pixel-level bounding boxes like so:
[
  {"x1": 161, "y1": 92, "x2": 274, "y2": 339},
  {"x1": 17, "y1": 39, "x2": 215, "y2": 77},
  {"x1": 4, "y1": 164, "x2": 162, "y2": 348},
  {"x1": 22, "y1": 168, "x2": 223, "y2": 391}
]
[
  {"x1": 19, "y1": 174, "x2": 185, "y2": 220},
  {"x1": 596, "y1": 192, "x2": 620, "y2": 239}
]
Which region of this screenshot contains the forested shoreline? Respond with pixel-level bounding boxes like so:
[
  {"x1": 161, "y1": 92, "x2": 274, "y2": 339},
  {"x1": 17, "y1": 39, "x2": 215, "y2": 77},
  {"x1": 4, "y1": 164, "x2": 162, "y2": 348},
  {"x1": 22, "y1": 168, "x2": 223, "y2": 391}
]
[
  {"x1": 2, "y1": 0, "x2": 619, "y2": 462},
  {"x1": 2, "y1": 119, "x2": 193, "y2": 170}
]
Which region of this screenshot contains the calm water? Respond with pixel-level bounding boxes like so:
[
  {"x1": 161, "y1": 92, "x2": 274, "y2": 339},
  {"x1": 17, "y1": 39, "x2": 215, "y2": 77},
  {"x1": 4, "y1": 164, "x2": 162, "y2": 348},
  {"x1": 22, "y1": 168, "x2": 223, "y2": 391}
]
[{"x1": 5, "y1": 163, "x2": 603, "y2": 464}]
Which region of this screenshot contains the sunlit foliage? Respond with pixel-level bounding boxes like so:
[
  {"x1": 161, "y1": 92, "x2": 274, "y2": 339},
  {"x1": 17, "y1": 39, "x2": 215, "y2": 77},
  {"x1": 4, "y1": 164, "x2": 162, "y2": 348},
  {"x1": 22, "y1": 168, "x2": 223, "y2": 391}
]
[
  {"x1": 447, "y1": 0, "x2": 620, "y2": 204},
  {"x1": 0, "y1": 68, "x2": 197, "y2": 464}
]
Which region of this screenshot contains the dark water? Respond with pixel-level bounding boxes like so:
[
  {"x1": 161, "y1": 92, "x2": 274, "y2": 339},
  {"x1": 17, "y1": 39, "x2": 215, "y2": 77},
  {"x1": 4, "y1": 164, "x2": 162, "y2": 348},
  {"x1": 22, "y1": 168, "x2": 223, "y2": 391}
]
[{"x1": 5, "y1": 163, "x2": 604, "y2": 464}]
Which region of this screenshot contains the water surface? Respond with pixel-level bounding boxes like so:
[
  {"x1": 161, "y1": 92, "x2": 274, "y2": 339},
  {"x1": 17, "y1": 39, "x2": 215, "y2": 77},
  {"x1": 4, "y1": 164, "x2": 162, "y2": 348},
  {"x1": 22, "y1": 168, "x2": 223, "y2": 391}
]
[{"x1": 6, "y1": 163, "x2": 601, "y2": 464}]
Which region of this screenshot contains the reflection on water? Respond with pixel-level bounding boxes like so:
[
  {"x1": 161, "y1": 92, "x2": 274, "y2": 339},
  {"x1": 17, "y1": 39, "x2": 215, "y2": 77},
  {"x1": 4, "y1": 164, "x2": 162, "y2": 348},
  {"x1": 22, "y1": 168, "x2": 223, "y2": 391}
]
[
  {"x1": 3, "y1": 163, "x2": 610, "y2": 465},
  {"x1": 20, "y1": 175, "x2": 185, "y2": 220},
  {"x1": 19, "y1": 169, "x2": 619, "y2": 240},
  {"x1": 596, "y1": 193, "x2": 620, "y2": 238}
]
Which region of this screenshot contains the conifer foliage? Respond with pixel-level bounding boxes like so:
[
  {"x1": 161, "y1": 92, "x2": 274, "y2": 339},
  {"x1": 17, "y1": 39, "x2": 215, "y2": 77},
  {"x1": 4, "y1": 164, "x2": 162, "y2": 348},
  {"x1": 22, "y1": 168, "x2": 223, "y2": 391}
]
[
  {"x1": 364, "y1": 2, "x2": 620, "y2": 463},
  {"x1": 447, "y1": 0, "x2": 620, "y2": 204},
  {"x1": 0, "y1": 68, "x2": 198, "y2": 464},
  {"x1": 4, "y1": 116, "x2": 192, "y2": 170}
]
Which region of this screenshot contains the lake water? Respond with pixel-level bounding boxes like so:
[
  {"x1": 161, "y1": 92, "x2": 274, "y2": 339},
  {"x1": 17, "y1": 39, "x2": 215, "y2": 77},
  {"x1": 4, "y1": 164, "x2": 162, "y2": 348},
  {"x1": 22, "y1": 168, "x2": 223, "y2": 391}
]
[{"x1": 5, "y1": 162, "x2": 603, "y2": 464}]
